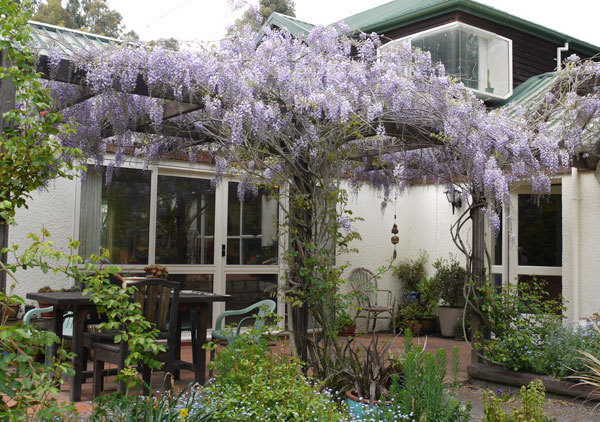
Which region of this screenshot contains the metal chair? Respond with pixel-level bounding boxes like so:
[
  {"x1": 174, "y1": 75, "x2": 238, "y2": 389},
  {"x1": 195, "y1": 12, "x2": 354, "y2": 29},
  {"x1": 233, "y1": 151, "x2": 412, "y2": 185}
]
[
  {"x1": 208, "y1": 299, "x2": 276, "y2": 376},
  {"x1": 89, "y1": 278, "x2": 180, "y2": 397},
  {"x1": 23, "y1": 307, "x2": 73, "y2": 365},
  {"x1": 349, "y1": 267, "x2": 395, "y2": 333}
]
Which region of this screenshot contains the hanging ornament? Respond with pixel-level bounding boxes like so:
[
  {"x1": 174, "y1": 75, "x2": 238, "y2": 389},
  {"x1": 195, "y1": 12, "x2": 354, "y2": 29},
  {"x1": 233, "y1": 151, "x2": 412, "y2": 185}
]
[{"x1": 390, "y1": 195, "x2": 399, "y2": 260}]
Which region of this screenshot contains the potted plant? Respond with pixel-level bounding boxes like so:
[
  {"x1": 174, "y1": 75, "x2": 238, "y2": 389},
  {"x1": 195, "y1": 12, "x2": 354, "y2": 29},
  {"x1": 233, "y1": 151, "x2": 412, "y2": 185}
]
[
  {"x1": 144, "y1": 264, "x2": 168, "y2": 279},
  {"x1": 1, "y1": 301, "x2": 21, "y2": 320},
  {"x1": 337, "y1": 334, "x2": 400, "y2": 416},
  {"x1": 393, "y1": 251, "x2": 427, "y2": 303},
  {"x1": 335, "y1": 311, "x2": 356, "y2": 336},
  {"x1": 36, "y1": 285, "x2": 55, "y2": 317},
  {"x1": 431, "y1": 255, "x2": 468, "y2": 337}
]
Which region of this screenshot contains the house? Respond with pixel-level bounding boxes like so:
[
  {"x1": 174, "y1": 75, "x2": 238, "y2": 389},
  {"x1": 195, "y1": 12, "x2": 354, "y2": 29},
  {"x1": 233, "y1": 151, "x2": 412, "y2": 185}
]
[{"x1": 12, "y1": 1, "x2": 600, "y2": 328}]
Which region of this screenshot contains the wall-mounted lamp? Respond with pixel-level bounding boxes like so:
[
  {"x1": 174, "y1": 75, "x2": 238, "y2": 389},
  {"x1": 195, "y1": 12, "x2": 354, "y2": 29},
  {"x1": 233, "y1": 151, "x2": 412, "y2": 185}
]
[{"x1": 445, "y1": 189, "x2": 462, "y2": 215}]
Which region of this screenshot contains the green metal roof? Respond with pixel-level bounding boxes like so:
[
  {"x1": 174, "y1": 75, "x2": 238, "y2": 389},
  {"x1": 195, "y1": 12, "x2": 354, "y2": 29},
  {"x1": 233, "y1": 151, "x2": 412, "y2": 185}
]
[
  {"x1": 29, "y1": 20, "x2": 119, "y2": 57},
  {"x1": 335, "y1": 0, "x2": 599, "y2": 56},
  {"x1": 494, "y1": 72, "x2": 557, "y2": 108},
  {"x1": 261, "y1": 12, "x2": 315, "y2": 38}
]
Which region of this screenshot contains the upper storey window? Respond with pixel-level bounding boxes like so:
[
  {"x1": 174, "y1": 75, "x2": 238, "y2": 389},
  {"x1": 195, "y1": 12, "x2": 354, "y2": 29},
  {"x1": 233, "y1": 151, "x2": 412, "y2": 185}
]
[{"x1": 386, "y1": 22, "x2": 513, "y2": 100}]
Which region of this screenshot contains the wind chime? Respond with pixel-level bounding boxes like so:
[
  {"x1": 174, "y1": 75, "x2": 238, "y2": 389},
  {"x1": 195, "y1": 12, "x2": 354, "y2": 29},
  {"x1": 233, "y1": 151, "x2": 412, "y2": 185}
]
[{"x1": 390, "y1": 197, "x2": 399, "y2": 259}]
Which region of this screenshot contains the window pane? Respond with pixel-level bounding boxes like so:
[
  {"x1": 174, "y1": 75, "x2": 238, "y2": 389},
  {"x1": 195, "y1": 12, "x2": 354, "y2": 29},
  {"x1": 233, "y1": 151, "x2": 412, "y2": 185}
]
[
  {"x1": 518, "y1": 275, "x2": 562, "y2": 311},
  {"x1": 227, "y1": 186, "x2": 241, "y2": 236},
  {"x1": 170, "y1": 274, "x2": 214, "y2": 329},
  {"x1": 225, "y1": 273, "x2": 277, "y2": 326},
  {"x1": 227, "y1": 182, "x2": 278, "y2": 265},
  {"x1": 518, "y1": 194, "x2": 562, "y2": 267},
  {"x1": 410, "y1": 24, "x2": 511, "y2": 97},
  {"x1": 79, "y1": 167, "x2": 150, "y2": 265},
  {"x1": 156, "y1": 175, "x2": 215, "y2": 265},
  {"x1": 493, "y1": 210, "x2": 502, "y2": 266}
]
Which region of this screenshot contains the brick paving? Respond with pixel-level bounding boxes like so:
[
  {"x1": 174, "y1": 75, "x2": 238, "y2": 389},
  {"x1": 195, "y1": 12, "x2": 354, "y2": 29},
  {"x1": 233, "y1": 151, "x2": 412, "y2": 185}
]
[{"x1": 54, "y1": 333, "x2": 471, "y2": 413}]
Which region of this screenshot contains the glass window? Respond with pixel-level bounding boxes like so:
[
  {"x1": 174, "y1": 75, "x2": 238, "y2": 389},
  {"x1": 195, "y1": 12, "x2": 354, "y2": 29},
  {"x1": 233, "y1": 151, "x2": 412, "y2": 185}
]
[
  {"x1": 225, "y1": 273, "x2": 278, "y2": 326},
  {"x1": 79, "y1": 166, "x2": 151, "y2": 265},
  {"x1": 408, "y1": 23, "x2": 511, "y2": 98},
  {"x1": 227, "y1": 182, "x2": 278, "y2": 265},
  {"x1": 156, "y1": 175, "x2": 215, "y2": 265},
  {"x1": 518, "y1": 194, "x2": 562, "y2": 267}
]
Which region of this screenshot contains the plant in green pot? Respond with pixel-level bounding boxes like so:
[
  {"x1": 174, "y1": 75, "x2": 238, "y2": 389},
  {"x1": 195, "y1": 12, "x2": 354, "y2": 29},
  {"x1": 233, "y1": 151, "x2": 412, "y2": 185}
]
[
  {"x1": 393, "y1": 251, "x2": 427, "y2": 303},
  {"x1": 431, "y1": 255, "x2": 468, "y2": 337}
]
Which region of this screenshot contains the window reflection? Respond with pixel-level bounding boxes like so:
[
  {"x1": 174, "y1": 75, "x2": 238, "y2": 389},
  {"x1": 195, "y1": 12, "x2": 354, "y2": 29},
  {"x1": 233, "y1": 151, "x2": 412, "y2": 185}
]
[
  {"x1": 518, "y1": 194, "x2": 562, "y2": 267},
  {"x1": 79, "y1": 166, "x2": 151, "y2": 265},
  {"x1": 227, "y1": 182, "x2": 278, "y2": 265},
  {"x1": 156, "y1": 176, "x2": 215, "y2": 265}
]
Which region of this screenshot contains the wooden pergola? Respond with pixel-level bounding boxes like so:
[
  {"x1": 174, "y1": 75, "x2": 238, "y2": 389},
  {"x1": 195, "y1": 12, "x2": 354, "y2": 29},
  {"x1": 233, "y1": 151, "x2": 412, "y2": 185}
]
[{"x1": 0, "y1": 22, "x2": 488, "y2": 364}]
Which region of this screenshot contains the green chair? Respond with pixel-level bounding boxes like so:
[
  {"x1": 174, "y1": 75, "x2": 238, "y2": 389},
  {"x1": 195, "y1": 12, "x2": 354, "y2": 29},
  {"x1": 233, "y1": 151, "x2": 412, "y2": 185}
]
[
  {"x1": 208, "y1": 299, "x2": 276, "y2": 374},
  {"x1": 23, "y1": 307, "x2": 73, "y2": 365}
]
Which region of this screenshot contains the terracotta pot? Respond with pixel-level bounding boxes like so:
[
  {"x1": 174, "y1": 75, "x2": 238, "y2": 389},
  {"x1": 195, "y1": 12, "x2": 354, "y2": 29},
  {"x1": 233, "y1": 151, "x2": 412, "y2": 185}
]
[
  {"x1": 407, "y1": 320, "x2": 423, "y2": 335},
  {"x1": 2, "y1": 303, "x2": 20, "y2": 320},
  {"x1": 438, "y1": 306, "x2": 462, "y2": 337},
  {"x1": 339, "y1": 324, "x2": 356, "y2": 336},
  {"x1": 37, "y1": 301, "x2": 54, "y2": 318}
]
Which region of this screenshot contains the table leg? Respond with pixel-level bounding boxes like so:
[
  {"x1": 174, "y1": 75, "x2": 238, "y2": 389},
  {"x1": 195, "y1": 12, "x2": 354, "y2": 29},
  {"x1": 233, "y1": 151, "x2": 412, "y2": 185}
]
[
  {"x1": 192, "y1": 303, "x2": 208, "y2": 383},
  {"x1": 51, "y1": 311, "x2": 65, "y2": 366},
  {"x1": 70, "y1": 307, "x2": 90, "y2": 402}
]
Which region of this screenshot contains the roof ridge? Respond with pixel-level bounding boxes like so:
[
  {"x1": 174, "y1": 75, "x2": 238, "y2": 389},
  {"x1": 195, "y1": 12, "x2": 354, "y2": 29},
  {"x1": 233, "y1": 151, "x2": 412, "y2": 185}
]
[{"x1": 29, "y1": 20, "x2": 122, "y2": 43}]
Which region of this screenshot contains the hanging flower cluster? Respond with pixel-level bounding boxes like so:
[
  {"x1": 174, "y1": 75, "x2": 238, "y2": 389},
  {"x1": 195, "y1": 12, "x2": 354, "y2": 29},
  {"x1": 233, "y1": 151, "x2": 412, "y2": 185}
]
[{"x1": 41, "y1": 22, "x2": 590, "y2": 226}]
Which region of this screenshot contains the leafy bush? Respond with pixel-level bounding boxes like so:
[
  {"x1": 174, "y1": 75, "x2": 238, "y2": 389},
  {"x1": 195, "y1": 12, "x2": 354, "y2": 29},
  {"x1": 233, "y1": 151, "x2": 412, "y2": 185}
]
[
  {"x1": 205, "y1": 334, "x2": 346, "y2": 421},
  {"x1": 477, "y1": 280, "x2": 565, "y2": 374},
  {"x1": 431, "y1": 255, "x2": 468, "y2": 308},
  {"x1": 483, "y1": 379, "x2": 555, "y2": 422},
  {"x1": 380, "y1": 331, "x2": 472, "y2": 422},
  {"x1": 393, "y1": 251, "x2": 428, "y2": 292},
  {"x1": 85, "y1": 384, "x2": 209, "y2": 422}
]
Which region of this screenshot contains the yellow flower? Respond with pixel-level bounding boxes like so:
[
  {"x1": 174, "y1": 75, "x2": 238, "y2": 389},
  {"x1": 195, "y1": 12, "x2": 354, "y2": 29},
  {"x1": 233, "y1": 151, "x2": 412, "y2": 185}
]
[{"x1": 179, "y1": 408, "x2": 189, "y2": 419}]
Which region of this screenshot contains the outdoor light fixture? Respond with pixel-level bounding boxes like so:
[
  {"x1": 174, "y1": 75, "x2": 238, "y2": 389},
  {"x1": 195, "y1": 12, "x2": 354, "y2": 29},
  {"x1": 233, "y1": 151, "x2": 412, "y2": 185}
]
[{"x1": 445, "y1": 189, "x2": 462, "y2": 214}]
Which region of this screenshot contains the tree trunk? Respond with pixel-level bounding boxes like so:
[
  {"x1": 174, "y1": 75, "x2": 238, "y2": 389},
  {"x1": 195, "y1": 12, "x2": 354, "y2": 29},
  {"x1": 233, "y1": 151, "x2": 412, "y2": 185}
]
[
  {"x1": 470, "y1": 200, "x2": 486, "y2": 364},
  {"x1": 0, "y1": 49, "x2": 16, "y2": 293},
  {"x1": 0, "y1": 220, "x2": 7, "y2": 292}
]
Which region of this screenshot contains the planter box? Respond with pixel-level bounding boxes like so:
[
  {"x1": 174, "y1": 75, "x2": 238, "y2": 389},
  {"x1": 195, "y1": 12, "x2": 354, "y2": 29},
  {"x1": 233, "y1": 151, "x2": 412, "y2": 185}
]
[{"x1": 468, "y1": 363, "x2": 600, "y2": 401}]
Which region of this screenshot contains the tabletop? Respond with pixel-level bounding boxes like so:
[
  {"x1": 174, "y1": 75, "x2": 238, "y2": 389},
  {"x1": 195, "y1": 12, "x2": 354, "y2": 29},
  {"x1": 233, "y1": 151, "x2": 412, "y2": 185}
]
[{"x1": 27, "y1": 290, "x2": 230, "y2": 306}]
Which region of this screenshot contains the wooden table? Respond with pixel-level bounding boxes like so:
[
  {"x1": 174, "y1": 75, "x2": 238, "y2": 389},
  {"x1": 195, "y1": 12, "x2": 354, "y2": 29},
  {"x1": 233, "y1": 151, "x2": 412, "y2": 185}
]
[{"x1": 26, "y1": 290, "x2": 229, "y2": 402}]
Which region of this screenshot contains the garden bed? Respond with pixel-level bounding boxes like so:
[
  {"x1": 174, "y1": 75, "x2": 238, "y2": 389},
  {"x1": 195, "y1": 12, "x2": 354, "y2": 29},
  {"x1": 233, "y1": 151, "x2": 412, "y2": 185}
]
[{"x1": 468, "y1": 363, "x2": 599, "y2": 401}]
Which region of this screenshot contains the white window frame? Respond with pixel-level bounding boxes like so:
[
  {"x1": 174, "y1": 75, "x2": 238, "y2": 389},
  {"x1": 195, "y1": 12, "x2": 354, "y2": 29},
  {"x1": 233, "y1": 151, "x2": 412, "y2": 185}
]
[{"x1": 381, "y1": 21, "x2": 513, "y2": 100}]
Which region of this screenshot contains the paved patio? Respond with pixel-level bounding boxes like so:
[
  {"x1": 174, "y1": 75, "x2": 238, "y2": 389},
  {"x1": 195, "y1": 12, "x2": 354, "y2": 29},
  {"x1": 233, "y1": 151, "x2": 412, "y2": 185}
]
[{"x1": 56, "y1": 334, "x2": 471, "y2": 413}]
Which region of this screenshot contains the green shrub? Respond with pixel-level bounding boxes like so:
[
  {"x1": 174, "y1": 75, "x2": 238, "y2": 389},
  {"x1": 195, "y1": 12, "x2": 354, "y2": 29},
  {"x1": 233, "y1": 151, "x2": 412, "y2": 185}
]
[
  {"x1": 393, "y1": 251, "x2": 428, "y2": 292},
  {"x1": 483, "y1": 379, "x2": 555, "y2": 422},
  {"x1": 380, "y1": 331, "x2": 472, "y2": 422},
  {"x1": 477, "y1": 280, "x2": 565, "y2": 374},
  {"x1": 204, "y1": 334, "x2": 346, "y2": 421},
  {"x1": 431, "y1": 255, "x2": 468, "y2": 308}
]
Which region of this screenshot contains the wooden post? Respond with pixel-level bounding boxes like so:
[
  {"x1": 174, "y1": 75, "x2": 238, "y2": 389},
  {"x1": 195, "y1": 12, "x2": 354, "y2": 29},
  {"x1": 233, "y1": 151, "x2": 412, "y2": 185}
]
[
  {"x1": 470, "y1": 199, "x2": 485, "y2": 364},
  {"x1": 0, "y1": 49, "x2": 16, "y2": 292}
]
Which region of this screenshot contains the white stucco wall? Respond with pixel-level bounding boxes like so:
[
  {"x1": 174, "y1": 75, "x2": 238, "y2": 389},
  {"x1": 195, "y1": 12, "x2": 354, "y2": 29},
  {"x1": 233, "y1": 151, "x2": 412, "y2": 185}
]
[
  {"x1": 562, "y1": 171, "x2": 600, "y2": 321},
  {"x1": 339, "y1": 183, "x2": 468, "y2": 331},
  {"x1": 7, "y1": 176, "x2": 78, "y2": 300}
]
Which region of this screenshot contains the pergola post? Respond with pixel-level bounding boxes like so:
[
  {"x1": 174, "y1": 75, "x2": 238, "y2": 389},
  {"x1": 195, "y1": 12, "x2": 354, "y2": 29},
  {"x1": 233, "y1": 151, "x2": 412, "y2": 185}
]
[
  {"x1": 0, "y1": 49, "x2": 16, "y2": 293},
  {"x1": 470, "y1": 198, "x2": 486, "y2": 364}
]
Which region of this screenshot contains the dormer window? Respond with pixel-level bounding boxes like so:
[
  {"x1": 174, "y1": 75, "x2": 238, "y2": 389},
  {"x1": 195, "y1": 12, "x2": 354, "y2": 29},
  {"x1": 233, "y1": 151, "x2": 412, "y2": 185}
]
[{"x1": 385, "y1": 22, "x2": 513, "y2": 100}]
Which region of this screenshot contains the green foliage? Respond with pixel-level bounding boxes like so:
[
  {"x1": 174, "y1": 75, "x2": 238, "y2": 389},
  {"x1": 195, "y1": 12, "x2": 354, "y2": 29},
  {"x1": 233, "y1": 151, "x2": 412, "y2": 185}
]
[
  {"x1": 483, "y1": 379, "x2": 555, "y2": 422},
  {"x1": 33, "y1": 0, "x2": 134, "y2": 39},
  {"x1": 232, "y1": 0, "x2": 296, "y2": 32},
  {"x1": 381, "y1": 330, "x2": 472, "y2": 422},
  {"x1": 393, "y1": 251, "x2": 428, "y2": 292},
  {"x1": 334, "y1": 334, "x2": 400, "y2": 402},
  {"x1": 83, "y1": 252, "x2": 164, "y2": 371},
  {"x1": 204, "y1": 333, "x2": 346, "y2": 421},
  {"x1": 86, "y1": 384, "x2": 210, "y2": 422},
  {"x1": 431, "y1": 255, "x2": 468, "y2": 307},
  {"x1": 477, "y1": 280, "x2": 566, "y2": 374},
  {"x1": 0, "y1": 0, "x2": 79, "y2": 224}
]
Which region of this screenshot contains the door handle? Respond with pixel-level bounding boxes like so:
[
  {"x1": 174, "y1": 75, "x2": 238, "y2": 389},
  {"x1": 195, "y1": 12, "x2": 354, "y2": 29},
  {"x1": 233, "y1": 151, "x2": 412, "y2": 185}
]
[{"x1": 222, "y1": 244, "x2": 226, "y2": 257}]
